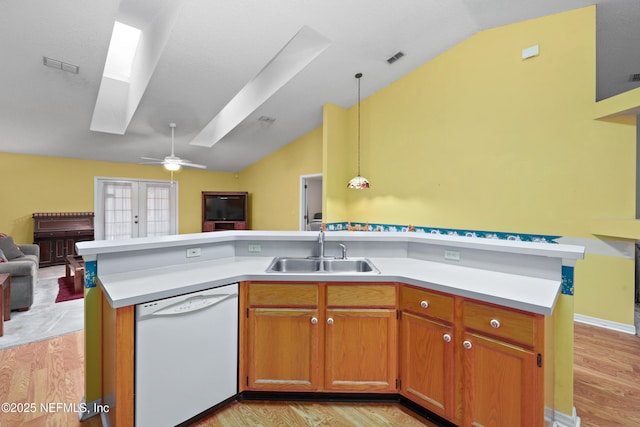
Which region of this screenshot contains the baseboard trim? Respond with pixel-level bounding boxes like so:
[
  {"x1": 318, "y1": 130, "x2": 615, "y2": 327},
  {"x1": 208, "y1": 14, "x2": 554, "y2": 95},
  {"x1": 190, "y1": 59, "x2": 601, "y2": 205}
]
[
  {"x1": 574, "y1": 313, "x2": 636, "y2": 335},
  {"x1": 545, "y1": 406, "x2": 581, "y2": 427},
  {"x1": 78, "y1": 396, "x2": 103, "y2": 421}
]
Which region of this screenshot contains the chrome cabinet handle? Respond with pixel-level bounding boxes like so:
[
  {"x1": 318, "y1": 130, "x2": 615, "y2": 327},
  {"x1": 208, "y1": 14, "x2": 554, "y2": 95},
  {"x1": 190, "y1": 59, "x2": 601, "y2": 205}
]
[
  {"x1": 311, "y1": 317, "x2": 318, "y2": 325},
  {"x1": 463, "y1": 340, "x2": 472, "y2": 349},
  {"x1": 327, "y1": 318, "x2": 334, "y2": 325},
  {"x1": 443, "y1": 334, "x2": 452, "y2": 342},
  {"x1": 490, "y1": 319, "x2": 501, "y2": 329},
  {"x1": 420, "y1": 300, "x2": 429, "y2": 309}
]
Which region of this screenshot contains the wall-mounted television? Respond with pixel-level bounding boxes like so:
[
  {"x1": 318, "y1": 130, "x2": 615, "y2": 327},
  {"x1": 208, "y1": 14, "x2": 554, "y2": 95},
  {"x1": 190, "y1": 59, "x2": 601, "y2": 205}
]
[{"x1": 202, "y1": 192, "x2": 248, "y2": 222}]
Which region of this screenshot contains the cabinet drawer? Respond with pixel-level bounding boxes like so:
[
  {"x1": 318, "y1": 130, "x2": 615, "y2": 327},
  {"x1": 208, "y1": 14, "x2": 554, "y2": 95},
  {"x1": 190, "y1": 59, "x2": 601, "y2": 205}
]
[
  {"x1": 462, "y1": 300, "x2": 537, "y2": 347},
  {"x1": 400, "y1": 286, "x2": 453, "y2": 322},
  {"x1": 248, "y1": 284, "x2": 318, "y2": 306},
  {"x1": 327, "y1": 285, "x2": 395, "y2": 307}
]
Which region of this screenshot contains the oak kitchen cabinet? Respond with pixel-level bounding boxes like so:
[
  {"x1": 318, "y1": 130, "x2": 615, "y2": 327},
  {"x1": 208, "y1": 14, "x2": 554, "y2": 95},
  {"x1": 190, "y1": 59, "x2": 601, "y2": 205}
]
[
  {"x1": 399, "y1": 286, "x2": 456, "y2": 421},
  {"x1": 461, "y1": 299, "x2": 544, "y2": 427},
  {"x1": 244, "y1": 283, "x2": 320, "y2": 391},
  {"x1": 241, "y1": 282, "x2": 398, "y2": 393},
  {"x1": 324, "y1": 284, "x2": 397, "y2": 392},
  {"x1": 399, "y1": 285, "x2": 545, "y2": 427}
]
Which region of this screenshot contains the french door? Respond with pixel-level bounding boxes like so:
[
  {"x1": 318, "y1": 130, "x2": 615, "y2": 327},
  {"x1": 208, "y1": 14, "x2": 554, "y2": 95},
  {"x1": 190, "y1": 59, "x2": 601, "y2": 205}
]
[{"x1": 94, "y1": 178, "x2": 178, "y2": 240}]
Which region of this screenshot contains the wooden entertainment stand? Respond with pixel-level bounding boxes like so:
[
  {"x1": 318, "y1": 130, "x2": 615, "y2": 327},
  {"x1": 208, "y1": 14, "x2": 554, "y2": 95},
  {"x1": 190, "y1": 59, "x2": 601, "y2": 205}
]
[{"x1": 201, "y1": 192, "x2": 249, "y2": 232}]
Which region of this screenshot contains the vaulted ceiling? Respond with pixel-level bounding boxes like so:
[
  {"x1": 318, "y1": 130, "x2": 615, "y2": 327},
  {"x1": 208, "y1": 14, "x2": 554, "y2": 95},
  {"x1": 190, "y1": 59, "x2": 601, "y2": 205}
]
[{"x1": 1, "y1": 0, "x2": 638, "y2": 172}]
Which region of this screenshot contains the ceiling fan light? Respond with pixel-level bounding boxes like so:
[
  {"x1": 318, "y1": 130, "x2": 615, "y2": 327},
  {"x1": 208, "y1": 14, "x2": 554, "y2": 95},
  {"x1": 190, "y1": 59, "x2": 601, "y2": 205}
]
[
  {"x1": 347, "y1": 175, "x2": 370, "y2": 189},
  {"x1": 164, "y1": 162, "x2": 181, "y2": 171}
]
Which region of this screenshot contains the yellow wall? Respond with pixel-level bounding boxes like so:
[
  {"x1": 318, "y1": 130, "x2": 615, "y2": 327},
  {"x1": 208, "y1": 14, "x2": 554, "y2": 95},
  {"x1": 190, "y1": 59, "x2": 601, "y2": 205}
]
[
  {"x1": 322, "y1": 103, "x2": 351, "y2": 223},
  {"x1": 0, "y1": 152, "x2": 240, "y2": 243},
  {"x1": 574, "y1": 254, "x2": 635, "y2": 324},
  {"x1": 325, "y1": 7, "x2": 636, "y2": 326},
  {"x1": 238, "y1": 126, "x2": 323, "y2": 230},
  {"x1": 322, "y1": 6, "x2": 635, "y2": 415},
  {"x1": 328, "y1": 7, "x2": 634, "y2": 238}
]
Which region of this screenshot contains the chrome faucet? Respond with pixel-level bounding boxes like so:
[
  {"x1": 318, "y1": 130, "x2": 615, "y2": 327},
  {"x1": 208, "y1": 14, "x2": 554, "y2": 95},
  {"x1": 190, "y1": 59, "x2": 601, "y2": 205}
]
[
  {"x1": 317, "y1": 230, "x2": 325, "y2": 258},
  {"x1": 338, "y1": 243, "x2": 347, "y2": 259},
  {"x1": 314, "y1": 231, "x2": 347, "y2": 259}
]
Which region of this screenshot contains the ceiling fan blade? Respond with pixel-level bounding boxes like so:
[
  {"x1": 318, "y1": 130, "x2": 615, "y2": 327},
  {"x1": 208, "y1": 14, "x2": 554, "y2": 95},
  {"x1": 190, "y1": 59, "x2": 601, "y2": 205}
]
[
  {"x1": 180, "y1": 162, "x2": 207, "y2": 169},
  {"x1": 141, "y1": 156, "x2": 164, "y2": 161}
]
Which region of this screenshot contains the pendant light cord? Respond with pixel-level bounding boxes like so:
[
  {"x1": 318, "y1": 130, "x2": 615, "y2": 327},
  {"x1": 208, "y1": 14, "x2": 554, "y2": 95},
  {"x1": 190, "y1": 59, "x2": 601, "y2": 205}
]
[{"x1": 356, "y1": 72, "x2": 362, "y2": 176}]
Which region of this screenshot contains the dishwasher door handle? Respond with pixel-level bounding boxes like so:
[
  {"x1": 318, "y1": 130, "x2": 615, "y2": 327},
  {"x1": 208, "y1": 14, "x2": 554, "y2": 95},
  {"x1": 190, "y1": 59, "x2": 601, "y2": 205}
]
[{"x1": 140, "y1": 292, "x2": 238, "y2": 319}]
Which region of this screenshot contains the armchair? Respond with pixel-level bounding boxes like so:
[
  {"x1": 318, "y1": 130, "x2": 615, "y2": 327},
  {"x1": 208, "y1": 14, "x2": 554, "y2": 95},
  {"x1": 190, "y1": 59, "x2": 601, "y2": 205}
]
[{"x1": 0, "y1": 242, "x2": 39, "y2": 311}]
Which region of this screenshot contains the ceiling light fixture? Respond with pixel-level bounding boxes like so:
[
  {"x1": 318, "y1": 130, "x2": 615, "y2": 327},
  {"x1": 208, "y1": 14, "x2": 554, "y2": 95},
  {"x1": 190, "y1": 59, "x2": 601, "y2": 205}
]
[
  {"x1": 140, "y1": 123, "x2": 206, "y2": 171},
  {"x1": 347, "y1": 73, "x2": 370, "y2": 189}
]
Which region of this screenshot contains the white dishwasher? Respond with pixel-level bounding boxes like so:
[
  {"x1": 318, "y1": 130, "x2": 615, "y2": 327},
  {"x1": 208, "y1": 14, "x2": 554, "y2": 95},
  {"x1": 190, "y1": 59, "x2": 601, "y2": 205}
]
[{"x1": 135, "y1": 283, "x2": 238, "y2": 427}]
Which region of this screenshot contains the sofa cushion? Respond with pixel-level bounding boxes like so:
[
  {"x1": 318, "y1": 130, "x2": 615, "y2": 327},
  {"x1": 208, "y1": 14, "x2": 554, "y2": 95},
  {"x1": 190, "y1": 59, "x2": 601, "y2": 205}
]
[
  {"x1": 0, "y1": 236, "x2": 25, "y2": 260},
  {"x1": 0, "y1": 249, "x2": 7, "y2": 262}
]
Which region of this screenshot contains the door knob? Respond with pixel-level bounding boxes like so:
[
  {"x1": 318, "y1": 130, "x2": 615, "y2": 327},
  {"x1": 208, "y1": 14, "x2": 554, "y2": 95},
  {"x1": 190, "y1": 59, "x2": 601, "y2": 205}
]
[
  {"x1": 311, "y1": 317, "x2": 318, "y2": 325},
  {"x1": 327, "y1": 318, "x2": 334, "y2": 325},
  {"x1": 463, "y1": 340, "x2": 472, "y2": 349},
  {"x1": 443, "y1": 334, "x2": 452, "y2": 342}
]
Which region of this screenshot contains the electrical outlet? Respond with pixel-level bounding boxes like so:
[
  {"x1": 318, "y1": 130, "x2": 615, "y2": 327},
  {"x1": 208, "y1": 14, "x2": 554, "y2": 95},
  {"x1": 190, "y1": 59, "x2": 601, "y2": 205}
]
[
  {"x1": 444, "y1": 250, "x2": 460, "y2": 261},
  {"x1": 186, "y1": 248, "x2": 201, "y2": 258},
  {"x1": 248, "y1": 244, "x2": 261, "y2": 253}
]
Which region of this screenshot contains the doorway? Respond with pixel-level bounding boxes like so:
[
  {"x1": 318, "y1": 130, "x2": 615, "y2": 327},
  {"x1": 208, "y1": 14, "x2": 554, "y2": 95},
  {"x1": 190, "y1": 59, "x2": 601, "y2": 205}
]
[
  {"x1": 300, "y1": 174, "x2": 323, "y2": 231},
  {"x1": 94, "y1": 177, "x2": 178, "y2": 240}
]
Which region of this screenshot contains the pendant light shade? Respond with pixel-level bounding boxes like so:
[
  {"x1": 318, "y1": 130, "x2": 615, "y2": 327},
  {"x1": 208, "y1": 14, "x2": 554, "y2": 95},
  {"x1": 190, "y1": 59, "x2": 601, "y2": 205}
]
[{"x1": 347, "y1": 72, "x2": 370, "y2": 189}]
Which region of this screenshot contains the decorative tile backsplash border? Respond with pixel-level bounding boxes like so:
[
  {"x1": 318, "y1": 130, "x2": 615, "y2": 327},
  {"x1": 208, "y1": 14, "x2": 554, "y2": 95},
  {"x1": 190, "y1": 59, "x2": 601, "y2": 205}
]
[
  {"x1": 325, "y1": 221, "x2": 573, "y2": 295},
  {"x1": 325, "y1": 221, "x2": 560, "y2": 243}
]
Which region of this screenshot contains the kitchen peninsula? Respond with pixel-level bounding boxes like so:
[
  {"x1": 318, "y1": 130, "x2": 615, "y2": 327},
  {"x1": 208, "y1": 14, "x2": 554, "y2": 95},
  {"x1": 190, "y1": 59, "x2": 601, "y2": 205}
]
[{"x1": 77, "y1": 230, "x2": 584, "y2": 426}]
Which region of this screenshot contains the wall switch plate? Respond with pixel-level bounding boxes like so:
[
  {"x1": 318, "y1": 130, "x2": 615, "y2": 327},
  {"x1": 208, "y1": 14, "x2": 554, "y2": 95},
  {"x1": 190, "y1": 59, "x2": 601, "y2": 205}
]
[
  {"x1": 444, "y1": 250, "x2": 460, "y2": 261},
  {"x1": 522, "y1": 44, "x2": 539, "y2": 60},
  {"x1": 248, "y1": 244, "x2": 261, "y2": 253},
  {"x1": 186, "y1": 248, "x2": 202, "y2": 258}
]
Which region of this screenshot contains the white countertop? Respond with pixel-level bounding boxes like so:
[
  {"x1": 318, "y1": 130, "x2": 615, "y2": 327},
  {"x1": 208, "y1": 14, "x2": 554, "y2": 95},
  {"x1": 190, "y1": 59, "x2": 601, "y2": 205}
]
[{"x1": 98, "y1": 255, "x2": 561, "y2": 315}]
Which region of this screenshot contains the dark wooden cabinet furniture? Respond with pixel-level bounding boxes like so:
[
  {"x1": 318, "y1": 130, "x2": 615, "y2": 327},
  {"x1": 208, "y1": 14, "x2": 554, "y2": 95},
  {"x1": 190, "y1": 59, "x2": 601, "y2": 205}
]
[
  {"x1": 33, "y1": 212, "x2": 94, "y2": 267},
  {"x1": 202, "y1": 192, "x2": 249, "y2": 232}
]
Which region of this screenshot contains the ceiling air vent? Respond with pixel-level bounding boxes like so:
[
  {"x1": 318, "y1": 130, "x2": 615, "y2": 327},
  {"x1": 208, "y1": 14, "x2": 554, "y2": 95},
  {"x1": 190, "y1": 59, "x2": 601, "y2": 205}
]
[
  {"x1": 43, "y1": 56, "x2": 79, "y2": 74},
  {"x1": 631, "y1": 73, "x2": 640, "y2": 82},
  {"x1": 386, "y1": 51, "x2": 405, "y2": 64},
  {"x1": 258, "y1": 116, "x2": 276, "y2": 124}
]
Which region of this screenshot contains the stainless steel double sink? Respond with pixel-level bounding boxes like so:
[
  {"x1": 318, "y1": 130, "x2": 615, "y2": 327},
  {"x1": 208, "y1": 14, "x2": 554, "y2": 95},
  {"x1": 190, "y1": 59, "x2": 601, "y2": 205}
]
[{"x1": 266, "y1": 257, "x2": 380, "y2": 274}]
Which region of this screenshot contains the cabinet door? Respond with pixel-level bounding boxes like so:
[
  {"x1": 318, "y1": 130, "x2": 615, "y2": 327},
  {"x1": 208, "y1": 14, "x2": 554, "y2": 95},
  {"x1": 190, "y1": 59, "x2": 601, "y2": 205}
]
[
  {"x1": 324, "y1": 308, "x2": 397, "y2": 392},
  {"x1": 37, "y1": 240, "x2": 53, "y2": 266},
  {"x1": 400, "y1": 312, "x2": 454, "y2": 421},
  {"x1": 247, "y1": 308, "x2": 320, "y2": 391},
  {"x1": 54, "y1": 238, "x2": 66, "y2": 263},
  {"x1": 462, "y1": 332, "x2": 540, "y2": 427}
]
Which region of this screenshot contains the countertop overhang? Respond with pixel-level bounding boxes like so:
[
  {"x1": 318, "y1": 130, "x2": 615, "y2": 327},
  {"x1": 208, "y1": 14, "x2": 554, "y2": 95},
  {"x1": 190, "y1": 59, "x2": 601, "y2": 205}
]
[{"x1": 78, "y1": 231, "x2": 585, "y2": 316}]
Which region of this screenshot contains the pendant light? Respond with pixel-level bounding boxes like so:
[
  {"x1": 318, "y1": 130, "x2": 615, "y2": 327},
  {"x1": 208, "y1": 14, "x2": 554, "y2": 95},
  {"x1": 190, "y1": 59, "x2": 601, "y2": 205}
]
[{"x1": 347, "y1": 72, "x2": 370, "y2": 189}]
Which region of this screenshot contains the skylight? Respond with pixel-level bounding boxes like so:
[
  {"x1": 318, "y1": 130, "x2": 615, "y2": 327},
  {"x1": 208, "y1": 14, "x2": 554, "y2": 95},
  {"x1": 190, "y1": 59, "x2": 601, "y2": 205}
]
[{"x1": 103, "y1": 21, "x2": 142, "y2": 82}]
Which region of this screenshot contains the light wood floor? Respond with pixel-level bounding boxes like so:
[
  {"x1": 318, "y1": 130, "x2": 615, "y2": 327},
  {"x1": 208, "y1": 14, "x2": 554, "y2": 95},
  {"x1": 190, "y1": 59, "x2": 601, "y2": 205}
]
[
  {"x1": 573, "y1": 322, "x2": 640, "y2": 427},
  {"x1": 0, "y1": 323, "x2": 638, "y2": 426}
]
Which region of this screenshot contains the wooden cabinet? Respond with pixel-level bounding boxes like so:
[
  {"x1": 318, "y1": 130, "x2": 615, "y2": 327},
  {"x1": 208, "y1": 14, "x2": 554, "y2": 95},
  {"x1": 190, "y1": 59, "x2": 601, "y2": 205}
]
[
  {"x1": 460, "y1": 299, "x2": 544, "y2": 427},
  {"x1": 202, "y1": 192, "x2": 248, "y2": 232},
  {"x1": 399, "y1": 288, "x2": 545, "y2": 426},
  {"x1": 33, "y1": 212, "x2": 94, "y2": 267},
  {"x1": 399, "y1": 286, "x2": 455, "y2": 421},
  {"x1": 242, "y1": 282, "x2": 397, "y2": 394},
  {"x1": 242, "y1": 282, "x2": 545, "y2": 425},
  {"x1": 325, "y1": 285, "x2": 397, "y2": 392},
  {"x1": 244, "y1": 283, "x2": 320, "y2": 391}
]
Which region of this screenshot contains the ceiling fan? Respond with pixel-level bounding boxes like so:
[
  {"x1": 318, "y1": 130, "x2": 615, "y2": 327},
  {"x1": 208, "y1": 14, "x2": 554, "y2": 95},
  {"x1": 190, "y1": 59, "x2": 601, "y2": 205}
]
[{"x1": 141, "y1": 123, "x2": 206, "y2": 170}]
